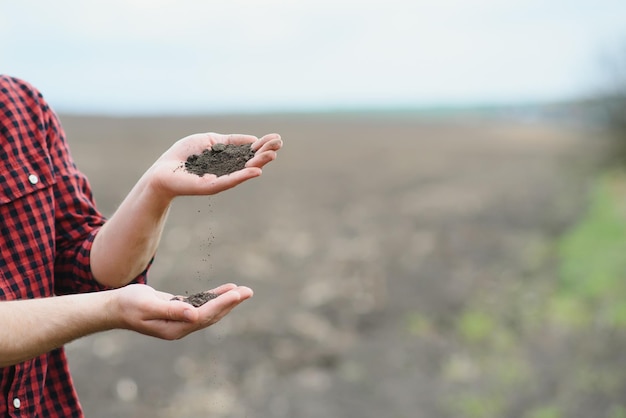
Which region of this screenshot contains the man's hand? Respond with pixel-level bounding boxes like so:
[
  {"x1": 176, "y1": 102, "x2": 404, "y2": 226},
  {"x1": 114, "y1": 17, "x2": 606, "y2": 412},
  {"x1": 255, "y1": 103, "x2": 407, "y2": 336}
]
[
  {"x1": 110, "y1": 283, "x2": 253, "y2": 340},
  {"x1": 0, "y1": 284, "x2": 253, "y2": 367},
  {"x1": 147, "y1": 133, "x2": 283, "y2": 200}
]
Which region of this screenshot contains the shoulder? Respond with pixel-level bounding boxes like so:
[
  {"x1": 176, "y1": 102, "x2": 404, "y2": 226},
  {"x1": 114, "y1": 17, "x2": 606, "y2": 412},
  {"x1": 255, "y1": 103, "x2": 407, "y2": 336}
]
[
  {"x1": 0, "y1": 75, "x2": 46, "y2": 108},
  {"x1": 0, "y1": 75, "x2": 56, "y2": 137},
  {"x1": 0, "y1": 76, "x2": 59, "y2": 155}
]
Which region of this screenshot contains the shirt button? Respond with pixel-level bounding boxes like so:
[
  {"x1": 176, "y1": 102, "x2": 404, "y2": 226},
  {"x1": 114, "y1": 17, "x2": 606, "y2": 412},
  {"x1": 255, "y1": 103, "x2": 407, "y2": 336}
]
[
  {"x1": 28, "y1": 174, "x2": 39, "y2": 185},
  {"x1": 13, "y1": 398, "x2": 20, "y2": 409}
]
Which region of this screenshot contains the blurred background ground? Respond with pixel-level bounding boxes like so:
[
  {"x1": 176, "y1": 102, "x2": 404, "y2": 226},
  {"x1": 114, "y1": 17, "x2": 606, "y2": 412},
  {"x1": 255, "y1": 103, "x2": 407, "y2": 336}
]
[{"x1": 59, "y1": 111, "x2": 624, "y2": 418}]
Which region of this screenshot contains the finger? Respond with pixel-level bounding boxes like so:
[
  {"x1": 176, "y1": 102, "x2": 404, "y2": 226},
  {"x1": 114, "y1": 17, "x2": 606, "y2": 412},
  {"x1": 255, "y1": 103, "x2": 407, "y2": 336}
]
[
  {"x1": 246, "y1": 151, "x2": 276, "y2": 168},
  {"x1": 201, "y1": 167, "x2": 262, "y2": 194},
  {"x1": 154, "y1": 299, "x2": 196, "y2": 322},
  {"x1": 209, "y1": 283, "x2": 239, "y2": 295},
  {"x1": 209, "y1": 286, "x2": 253, "y2": 312},
  {"x1": 177, "y1": 166, "x2": 260, "y2": 196},
  {"x1": 174, "y1": 285, "x2": 248, "y2": 327},
  {"x1": 246, "y1": 150, "x2": 277, "y2": 169},
  {"x1": 251, "y1": 134, "x2": 282, "y2": 152},
  {"x1": 197, "y1": 287, "x2": 252, "y2": 324},
  {"x1": 254, "y1": 138, "x2": 283, "y2": 154},
  {"x1": 166, "y1": 283, "x2": 238, "y2": 310},
  {"x1": 234, "y1": 285, "x2": 254, "y2": 299}
]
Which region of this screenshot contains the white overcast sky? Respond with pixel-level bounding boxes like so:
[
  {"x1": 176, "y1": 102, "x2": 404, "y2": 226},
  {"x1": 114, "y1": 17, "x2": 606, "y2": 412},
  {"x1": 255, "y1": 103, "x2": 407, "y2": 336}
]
[{"x1": 1, "y1": 0, "x2": 626, "y2": 114}]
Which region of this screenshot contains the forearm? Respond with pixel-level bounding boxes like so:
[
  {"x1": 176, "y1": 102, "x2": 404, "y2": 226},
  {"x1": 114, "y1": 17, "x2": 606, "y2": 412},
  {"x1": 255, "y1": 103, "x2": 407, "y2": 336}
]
[
  {"x1": 0, "y1": 292, "x2": 114, "y2": 367},
  {"x1": 90, "y1": 171, "x2": 172, "y2": 288}
]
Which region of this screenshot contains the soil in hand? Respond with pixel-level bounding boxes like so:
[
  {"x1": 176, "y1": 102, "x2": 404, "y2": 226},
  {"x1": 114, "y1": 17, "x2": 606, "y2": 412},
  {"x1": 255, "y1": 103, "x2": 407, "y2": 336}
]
[
  {"x1": 171, "y1": 292, "x2": 218, "y2": 308},
  {"x1": 185, "y1": 143, "x2": 256, "y2": 177}
]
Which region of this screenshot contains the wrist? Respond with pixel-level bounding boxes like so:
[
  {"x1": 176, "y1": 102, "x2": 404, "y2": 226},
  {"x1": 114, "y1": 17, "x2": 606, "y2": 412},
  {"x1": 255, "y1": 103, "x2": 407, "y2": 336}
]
[
  {"x1": 102, "y1": 289, "x2": 126, "y2": 330},
  {"x1": 138, "y1": 167, "x2": 175, "y2": 211}
]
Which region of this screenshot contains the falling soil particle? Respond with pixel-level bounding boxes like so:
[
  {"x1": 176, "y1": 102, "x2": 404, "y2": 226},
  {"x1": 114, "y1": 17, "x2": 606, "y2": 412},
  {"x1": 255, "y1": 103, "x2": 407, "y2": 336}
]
[
  {"x1": 171, "y1": 292, "x2": 219, "y2": 308},
  {"x1": 184, "y1": 143, "x2": 256, "y2": 177},
  {"x1": 176, "y1": 144, "x2": 252, "y2": 307}
]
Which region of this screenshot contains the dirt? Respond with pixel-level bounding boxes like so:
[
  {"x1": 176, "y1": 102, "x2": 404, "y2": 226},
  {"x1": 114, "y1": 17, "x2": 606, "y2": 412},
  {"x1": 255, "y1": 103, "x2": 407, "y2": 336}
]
[
  {"x1": 184, "y1": 143, "x2": 256, "y2": 177},
  {"x1": 171, "y1": 292, "x2": 218, "y2": 307}
]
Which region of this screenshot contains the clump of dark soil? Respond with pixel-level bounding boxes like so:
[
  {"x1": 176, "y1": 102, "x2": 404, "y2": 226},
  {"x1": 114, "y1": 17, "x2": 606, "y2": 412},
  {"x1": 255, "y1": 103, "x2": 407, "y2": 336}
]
[
  {"x1": 185, "y1": 143, "x2": 256, "y2": 177},
  {"x1": 171, "y1": 292, "x2": 218, "y2": 307}
]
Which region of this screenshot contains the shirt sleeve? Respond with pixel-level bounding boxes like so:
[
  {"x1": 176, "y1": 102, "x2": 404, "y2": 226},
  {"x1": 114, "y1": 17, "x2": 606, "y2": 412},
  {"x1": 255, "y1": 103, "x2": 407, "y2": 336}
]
[{"x1": 40, "y1": 98, "x2": 149, "y2": 294}]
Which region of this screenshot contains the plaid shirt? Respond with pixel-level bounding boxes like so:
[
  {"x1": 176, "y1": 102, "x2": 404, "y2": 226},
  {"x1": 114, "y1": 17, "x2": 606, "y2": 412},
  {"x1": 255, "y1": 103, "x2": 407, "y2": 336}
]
[{"x1": 0, "y1": 76, "x2": 147, "y2": 417}]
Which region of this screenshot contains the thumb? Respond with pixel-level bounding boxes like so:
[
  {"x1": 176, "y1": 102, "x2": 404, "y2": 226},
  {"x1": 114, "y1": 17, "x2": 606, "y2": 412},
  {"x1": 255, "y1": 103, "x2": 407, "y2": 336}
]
[{"x1": 164, "y1": 300, "x2": 197, "y2": 322}]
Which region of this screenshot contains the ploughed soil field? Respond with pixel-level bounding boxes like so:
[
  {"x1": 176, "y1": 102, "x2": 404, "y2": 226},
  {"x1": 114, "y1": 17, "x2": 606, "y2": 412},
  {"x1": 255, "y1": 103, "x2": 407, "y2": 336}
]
[{"x1": 61, "y1": 113, "x2": 606, "y2": 417}]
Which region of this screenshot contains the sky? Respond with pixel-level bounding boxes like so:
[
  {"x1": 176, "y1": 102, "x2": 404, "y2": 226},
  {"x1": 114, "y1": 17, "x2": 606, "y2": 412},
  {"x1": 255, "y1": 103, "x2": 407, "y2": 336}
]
[{"x1": 1, "y1": 0, "x2": 626, "y2": 115}]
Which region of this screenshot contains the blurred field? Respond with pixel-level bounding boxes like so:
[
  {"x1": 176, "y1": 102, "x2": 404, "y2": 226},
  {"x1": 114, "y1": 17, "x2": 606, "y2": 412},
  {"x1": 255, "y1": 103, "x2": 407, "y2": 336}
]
[{"x1": 60, "y1": 113, "x2": 612, "y2": 418}]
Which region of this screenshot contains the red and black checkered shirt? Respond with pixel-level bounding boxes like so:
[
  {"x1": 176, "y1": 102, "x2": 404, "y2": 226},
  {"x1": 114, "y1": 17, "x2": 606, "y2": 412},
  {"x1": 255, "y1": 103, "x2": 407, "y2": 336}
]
[{"x1": 0, "y1": 76, "x2": 147, "y2": 417}]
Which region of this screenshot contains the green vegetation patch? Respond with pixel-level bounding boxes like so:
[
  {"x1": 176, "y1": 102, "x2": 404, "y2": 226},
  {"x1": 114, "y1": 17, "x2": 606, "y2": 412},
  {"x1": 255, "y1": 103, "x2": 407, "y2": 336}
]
[{"x1": 555, "y1": 170, "x2": 626, "y2": 328}]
